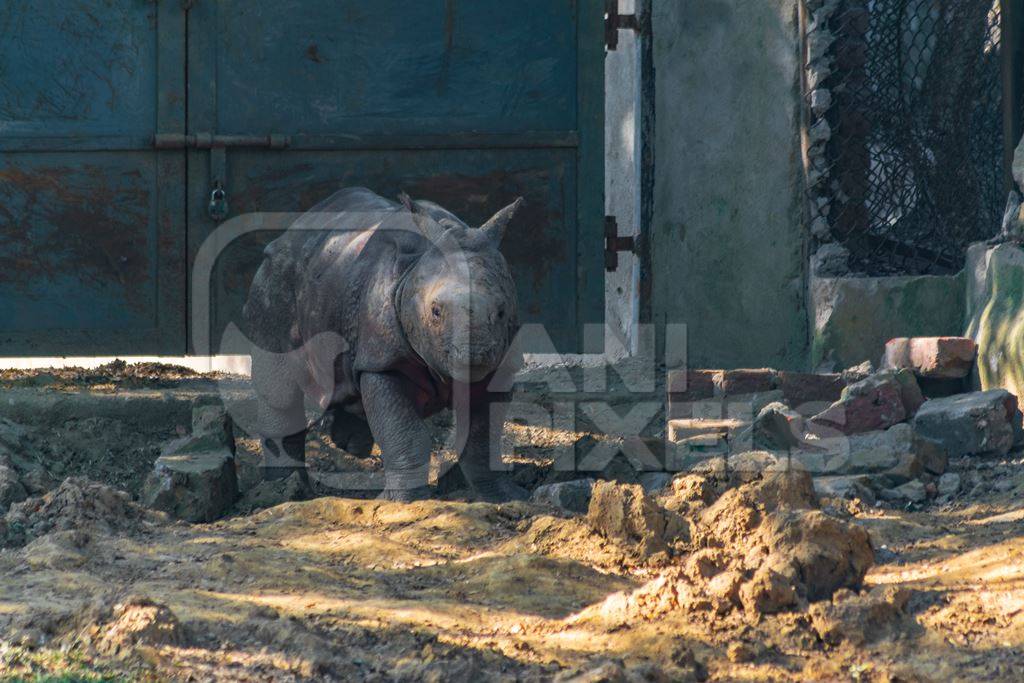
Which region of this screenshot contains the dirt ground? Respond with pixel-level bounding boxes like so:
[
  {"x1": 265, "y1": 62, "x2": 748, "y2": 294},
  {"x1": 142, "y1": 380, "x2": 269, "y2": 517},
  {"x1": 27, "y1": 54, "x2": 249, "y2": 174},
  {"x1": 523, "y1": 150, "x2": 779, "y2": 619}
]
[{"x1": 2, "y1": 365, "x2": 1024, "y2": 681}]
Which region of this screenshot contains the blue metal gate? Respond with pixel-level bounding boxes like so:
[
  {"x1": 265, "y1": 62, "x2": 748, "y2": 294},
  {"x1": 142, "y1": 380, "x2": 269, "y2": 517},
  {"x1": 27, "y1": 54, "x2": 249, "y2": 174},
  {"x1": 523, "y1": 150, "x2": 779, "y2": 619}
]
[
  {"x1": 0, "y1": 0, "x2": 604, "y2": 355},
  {"x1": 0, "y1": 0, "x2": 186, "y2": 355}
]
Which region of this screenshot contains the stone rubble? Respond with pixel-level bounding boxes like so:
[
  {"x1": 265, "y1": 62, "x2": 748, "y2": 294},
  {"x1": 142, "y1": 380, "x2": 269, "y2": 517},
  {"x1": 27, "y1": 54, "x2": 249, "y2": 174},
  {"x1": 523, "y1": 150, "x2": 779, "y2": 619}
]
[
  {"x1": 667, "y1": 357, "x2": 1024, "y2": 509},
  {"x1": 140, "y1": 399, "x2": 238, "y2": 523},
  {"x1": 751, "y1": 402, "x2": 805, "y2": 451},
  {"x1": 141, "y1": 449, "x2": 238, "y2": 523},
  {"x1": 0, "y1": 455, "x2": 28, "y2": 512}
]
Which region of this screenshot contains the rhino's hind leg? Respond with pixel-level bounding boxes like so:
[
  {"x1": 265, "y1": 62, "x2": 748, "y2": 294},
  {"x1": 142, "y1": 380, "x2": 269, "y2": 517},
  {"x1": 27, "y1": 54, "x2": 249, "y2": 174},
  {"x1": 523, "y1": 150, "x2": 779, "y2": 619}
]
[
  {"x1": 328, "y1": 408, "x2": 375, "y2": 459},
  {"x1": 360, "y1": 372, "x2": 432, "y2": 502}
]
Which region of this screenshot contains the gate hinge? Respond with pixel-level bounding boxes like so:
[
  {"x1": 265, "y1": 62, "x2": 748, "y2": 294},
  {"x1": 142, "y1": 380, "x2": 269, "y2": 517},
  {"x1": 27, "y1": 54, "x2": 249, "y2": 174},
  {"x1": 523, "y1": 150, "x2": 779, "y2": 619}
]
[
  {"x1": 605, "y1": 215, "x2": 636, "y2": 271},
  {"x1": 605, "y1": 0, "x2": 645, "y2": 51}
]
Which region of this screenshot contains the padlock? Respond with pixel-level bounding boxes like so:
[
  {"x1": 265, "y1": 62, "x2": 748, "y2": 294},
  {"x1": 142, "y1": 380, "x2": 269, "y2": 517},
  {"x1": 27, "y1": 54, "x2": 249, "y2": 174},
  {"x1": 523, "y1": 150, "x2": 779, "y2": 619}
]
[{"x1": 208, "y1": 182, "x2": 229, "y2": 222}]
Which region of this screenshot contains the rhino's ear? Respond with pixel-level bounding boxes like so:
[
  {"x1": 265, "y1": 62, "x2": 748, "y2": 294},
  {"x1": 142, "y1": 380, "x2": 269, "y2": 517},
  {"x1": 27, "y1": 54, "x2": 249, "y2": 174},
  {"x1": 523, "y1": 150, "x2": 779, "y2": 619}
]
[
  {"x1": 398, "y1": 192, "x2": 446, "y2": 243},
  {"x1": 480, "y1": 197, "x2": 524, "y2": 246}
]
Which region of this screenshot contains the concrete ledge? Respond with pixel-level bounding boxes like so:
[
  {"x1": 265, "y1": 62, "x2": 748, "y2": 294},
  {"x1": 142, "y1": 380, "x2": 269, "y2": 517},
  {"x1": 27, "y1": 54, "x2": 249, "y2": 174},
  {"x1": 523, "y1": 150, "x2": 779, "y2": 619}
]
[
  {"x1": 0, "y1": 388, "x2": 202, "y2": 432},
  {"x1": 811, "y1": 272, "x2": 965, "y2": 372}
]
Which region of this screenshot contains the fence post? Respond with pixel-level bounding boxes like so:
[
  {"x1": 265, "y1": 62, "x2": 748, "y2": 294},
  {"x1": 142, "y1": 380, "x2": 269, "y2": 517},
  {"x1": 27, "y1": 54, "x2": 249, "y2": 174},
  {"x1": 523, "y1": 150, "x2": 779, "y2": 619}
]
[{"x1": 1004, "y1": 0, "x2": 1024, "y2": 191}]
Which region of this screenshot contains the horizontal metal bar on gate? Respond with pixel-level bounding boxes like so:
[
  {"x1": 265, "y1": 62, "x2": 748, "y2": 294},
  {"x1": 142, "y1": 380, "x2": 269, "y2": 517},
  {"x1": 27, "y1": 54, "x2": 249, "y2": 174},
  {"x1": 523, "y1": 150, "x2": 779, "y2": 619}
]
[
  {"x1": 0, "y1": 136, "x2": 155, "y2": 152},
  {"x1": 0, "y1": 131, "x2": 580, "y2": 153},
  {"x1": 279, "y1": 131, "x2": 581, "y2": 150},
  {"x1": 154, "y1": 133, "x2": 291, "y2": 149}
]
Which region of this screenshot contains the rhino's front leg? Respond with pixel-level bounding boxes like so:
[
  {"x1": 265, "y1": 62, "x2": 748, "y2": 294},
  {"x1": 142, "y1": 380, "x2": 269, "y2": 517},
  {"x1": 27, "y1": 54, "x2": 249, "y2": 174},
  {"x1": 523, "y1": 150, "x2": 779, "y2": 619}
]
[
  {"x1": 360, "y1": 371, "x2": 432, "y2": 501},
  {"x1": 458, "y1": 391, "x2": 529, "y2": 503}
]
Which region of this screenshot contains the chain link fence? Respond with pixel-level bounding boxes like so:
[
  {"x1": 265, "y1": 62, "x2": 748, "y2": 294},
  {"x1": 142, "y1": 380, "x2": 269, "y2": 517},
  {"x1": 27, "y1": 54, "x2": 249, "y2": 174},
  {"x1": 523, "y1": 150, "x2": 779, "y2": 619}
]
[{"x1": 805, "y1": 0, "x2": 1010, "y2": 276}]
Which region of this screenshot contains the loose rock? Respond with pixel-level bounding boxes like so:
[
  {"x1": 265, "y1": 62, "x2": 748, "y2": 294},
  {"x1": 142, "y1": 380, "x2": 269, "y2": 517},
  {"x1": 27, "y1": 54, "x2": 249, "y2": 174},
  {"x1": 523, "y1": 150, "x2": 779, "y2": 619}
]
[
  {"x1": 813, "y1": 475, "x2": 875, "y2": 506},
  {"x1": 142, "y1": 441, "x2": 238, "y2": 523},
  {"x1": 751, "y1": 402, "x2": 805, "y2": 451},
  {"x1": 532, "y1": 478, "x2": 596, "y2": 514},
  {"x1": 191, "y1": 399, "x2": 236, "y2": 454},
  {"x1": 810, "y1": 370, "x2": 924, "y2": 435},
  {"x1": 880, "y1": 479, "x2": 927, "y2": 504},
  {"x1": 793, "y1": 423, "x2": 917, "y2": 477},
  {"x1": 914, "y1": 390, "x2": 1018, "y2": 458},
  {"x1": 0, "y1": 456, "x2": 28, "y2": 512},
  {"x1": 937, "y1": 472, "x2": 961, "y2": 497}
]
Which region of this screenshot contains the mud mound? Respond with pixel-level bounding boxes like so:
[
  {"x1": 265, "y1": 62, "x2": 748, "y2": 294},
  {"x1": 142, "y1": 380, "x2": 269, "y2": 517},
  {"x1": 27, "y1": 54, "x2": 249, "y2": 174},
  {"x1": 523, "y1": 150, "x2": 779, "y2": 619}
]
[
  {"x1": 1, "y1": 477, "x2": 159, "y2": 548},
  {"x1": 570, "y1": 567, "x2": 703, "y2": 627},
  {"x1": 755, "y1": 509, "x2": 874, "y2": 602},
  {"x1": 694, "y1": 469, "x2": 819, "y2": 547},
  {"x1": 587, "y1": 481, "x2": 690, "y2": 561},
  {"x1": 575, "y1": 462, "x2": 875, "y2": 627},
  {"x1": 808, "y1": 585, "x2": 912, "y2": 646},
  {"x1": 90, "y1": 598, "x2": 188, "y2": 656},
  {"x1": 690, "y1": 468, "x2": 872, "y2": 613}
]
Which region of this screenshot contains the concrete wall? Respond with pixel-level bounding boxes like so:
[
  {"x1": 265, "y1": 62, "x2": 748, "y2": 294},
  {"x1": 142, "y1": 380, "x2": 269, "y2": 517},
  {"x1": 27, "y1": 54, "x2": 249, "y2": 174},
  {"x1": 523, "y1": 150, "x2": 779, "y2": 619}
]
[{"x1": 650, "y1": 0, "x2": 808, "y2": 370}]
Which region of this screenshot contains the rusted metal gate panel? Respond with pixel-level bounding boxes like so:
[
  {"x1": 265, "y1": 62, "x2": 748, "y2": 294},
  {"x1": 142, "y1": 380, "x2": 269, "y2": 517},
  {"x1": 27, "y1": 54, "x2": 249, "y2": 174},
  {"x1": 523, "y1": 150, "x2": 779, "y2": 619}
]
[
  {"x1": 0, "y1": 0, "x2": 186, "y2": 355},
  {"x1": 186, "y1": 0, "x2": 605, "y2": 354},
  {"x1": 0, "y1": 1, "x2": 602, "y2": 355}
]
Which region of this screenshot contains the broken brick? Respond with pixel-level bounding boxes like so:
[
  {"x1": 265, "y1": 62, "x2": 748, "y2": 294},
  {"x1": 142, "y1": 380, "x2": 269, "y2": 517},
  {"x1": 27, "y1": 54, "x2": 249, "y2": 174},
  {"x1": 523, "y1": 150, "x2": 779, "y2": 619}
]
[{"x1": 885, "y1": 337, "x2": 977, "y2": 379}]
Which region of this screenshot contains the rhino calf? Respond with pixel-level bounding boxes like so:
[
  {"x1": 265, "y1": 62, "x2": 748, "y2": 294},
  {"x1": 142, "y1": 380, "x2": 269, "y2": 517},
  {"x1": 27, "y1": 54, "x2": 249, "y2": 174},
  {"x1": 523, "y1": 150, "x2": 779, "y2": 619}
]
[{"x1": 243, "y1": 187, "x2": 528, "y2": 502}]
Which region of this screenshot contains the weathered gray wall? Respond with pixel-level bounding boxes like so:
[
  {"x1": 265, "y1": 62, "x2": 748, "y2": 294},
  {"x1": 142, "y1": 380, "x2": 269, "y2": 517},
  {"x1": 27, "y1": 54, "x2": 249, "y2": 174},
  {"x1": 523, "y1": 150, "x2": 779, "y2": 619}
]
[{"x1": 650, "y1": 0, "x2": 808, "y2": 370}]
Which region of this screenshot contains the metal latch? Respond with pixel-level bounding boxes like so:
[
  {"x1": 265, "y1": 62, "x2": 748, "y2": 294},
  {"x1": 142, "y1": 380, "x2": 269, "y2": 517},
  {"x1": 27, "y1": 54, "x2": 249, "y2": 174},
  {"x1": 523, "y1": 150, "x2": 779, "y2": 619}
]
[
  {"x1": 605, "y1": 0, "x2": 644, "y2": 51},
  {"x1": 604, "y1": 215, "x2": 636, "y2": 271},
  {"x1": 154, "y1": 133, "x2": 290, "y2": 223}
]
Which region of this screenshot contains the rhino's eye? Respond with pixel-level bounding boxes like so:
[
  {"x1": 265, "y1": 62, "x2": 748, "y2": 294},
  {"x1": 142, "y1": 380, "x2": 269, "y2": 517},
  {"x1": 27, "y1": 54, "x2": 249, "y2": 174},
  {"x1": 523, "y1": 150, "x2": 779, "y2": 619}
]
[
  {"x1": 497, "y1": 309, "x2": 505, "y2": 320},
  {"x1": 431, "y1": 303, "x2": 442, "y2": 319}
]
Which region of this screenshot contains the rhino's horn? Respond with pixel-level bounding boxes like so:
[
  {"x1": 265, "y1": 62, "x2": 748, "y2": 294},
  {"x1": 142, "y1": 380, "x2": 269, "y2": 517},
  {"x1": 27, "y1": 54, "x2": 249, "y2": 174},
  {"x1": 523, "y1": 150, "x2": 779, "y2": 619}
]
[
  {"x1": 480, "y1": 197, "x2": 524, "y2": 246},
  {"x1": 398, "y1": 192, "x2": 445, "y2": 243}
]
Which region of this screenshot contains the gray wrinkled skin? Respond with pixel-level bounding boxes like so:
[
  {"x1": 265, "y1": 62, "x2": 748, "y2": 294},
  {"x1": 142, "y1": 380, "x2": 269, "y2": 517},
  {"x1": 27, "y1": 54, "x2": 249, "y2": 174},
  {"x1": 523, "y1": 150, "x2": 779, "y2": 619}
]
[{"x1": 243, "y1": 187, "x2": 527, "y2": 502}]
